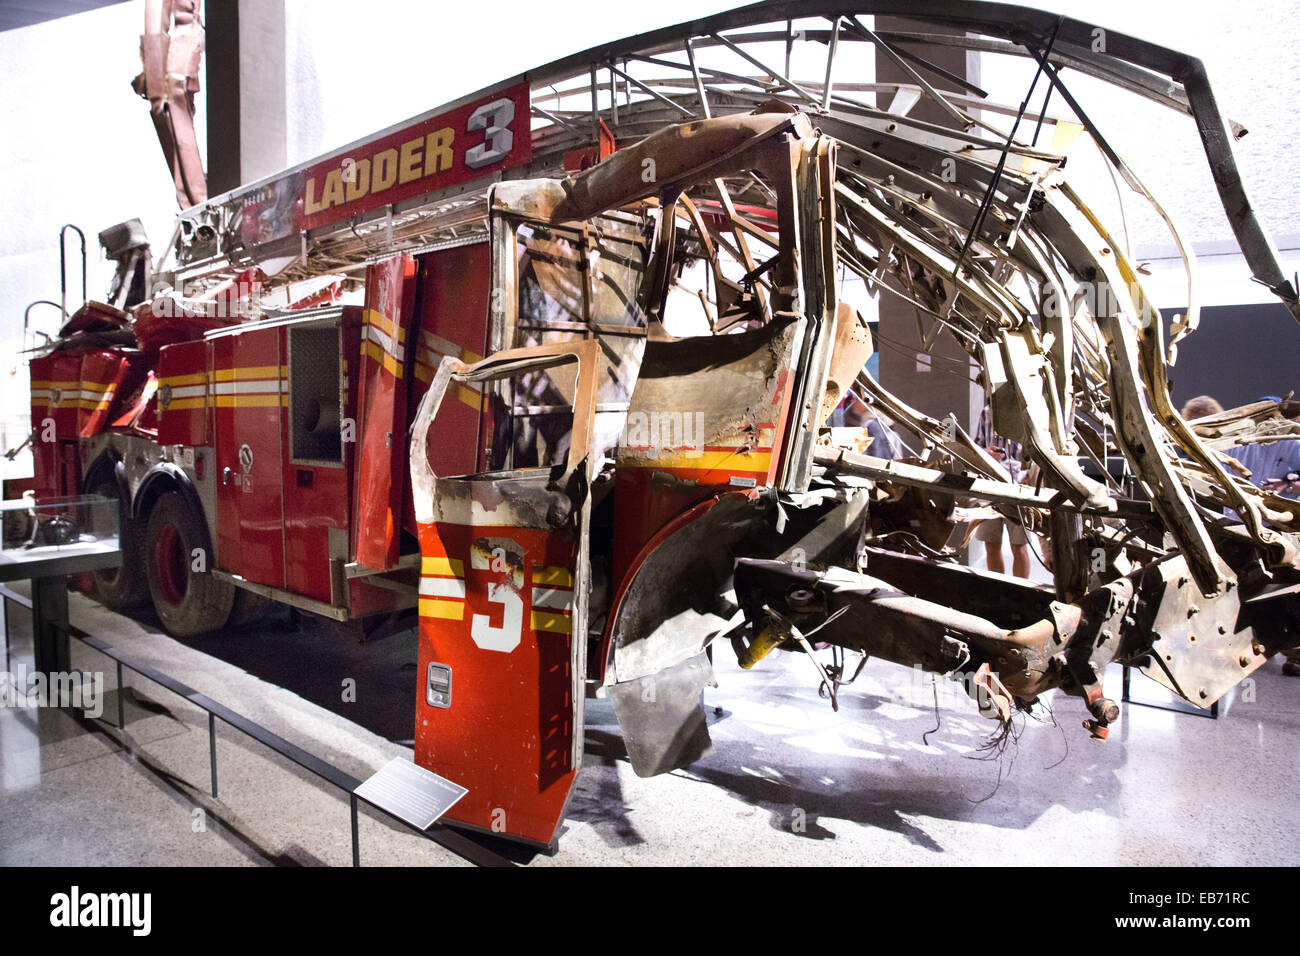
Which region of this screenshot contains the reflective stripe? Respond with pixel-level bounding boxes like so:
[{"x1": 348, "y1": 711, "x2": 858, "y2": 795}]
[
  {"x1": 50, "y1": 388, "x2": 113, "y2": 402},
  {"x1": 420, "y1": 577, "x2": 467, "y2": 599},
  {"x1": 532, "y1": 565, "x2": 573, "y2": 587},
  {"x1": 212, "y1": 380, "x2": 281, "y2": 395},
  {"x1": 161, "y1": 372, "x2": 207, "y2": 387},
  {"x1": 421, "y1": 556, "x2": 465, "y2": 577},
  {"x1": 531, "y1": 587, "x2": 573, "y2": 610},
  {"x1": 31, "y1": 384, "x2": 116, "y2": 409},
  {"x1": 415, "y1": 348, "x2": 481, "y2": 390},
  {"x1": 212, "y1": 366, "x2": 285, "y2": 382},
  {"x1": 420, "y1": 598, "x2": 465, "y2": 620},
  {"x1": 616, "y1": 449, "x2": 773, "y2": 472},
  {"x1": 363, "y1": 323, "x2": 406, "y2": 362},
  {"x1": 364, "y1": 308, "x2": 406, "y2": 344},
  {"x1": 420, "y1": 329, "x2": 481, "y2": 363},
  {"x1": 531, "y1": 611, "x2": 572, "y2": 634},
  {"x1": 213, "y1": 395, "x2": 288, "y2": 408},
  {"x1": 166, "y1": 398, "x2": 206, "y2": 411},
  {"x1": 362, "y1": 340, "x2": 404, "y2": 378}
]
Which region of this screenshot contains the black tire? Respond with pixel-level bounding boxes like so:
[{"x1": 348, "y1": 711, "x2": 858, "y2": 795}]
[
  {"x1": 144, "y1": 491, "x2": 234, "y2": 637},
  {"x1": 90, "y1": 479, "x2": 150, "y2": 610}
]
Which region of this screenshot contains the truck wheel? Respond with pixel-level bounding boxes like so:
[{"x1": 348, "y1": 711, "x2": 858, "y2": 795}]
[
  {"x1": 90, "y1": 480, "x2": 149, "y2": 610},
  {"x1": 144, "y1": 492, "x2": 234, "y2": 637}
]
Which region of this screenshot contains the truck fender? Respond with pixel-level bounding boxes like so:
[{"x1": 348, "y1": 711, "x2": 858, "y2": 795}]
[
  {"x1": 599, "y1": 491, "x2": 766, "y2": 777},
  {"x1": 81, "y1": 451, "x2": 125, "y2": 500},
  {"x1": 131, "y1": 461, "x2": 205, "y2": 529}
]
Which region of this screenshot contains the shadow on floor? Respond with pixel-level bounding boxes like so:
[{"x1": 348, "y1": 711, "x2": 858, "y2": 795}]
[{"x1": 116, "y1": 604, "x2": 420, "y2": 744}]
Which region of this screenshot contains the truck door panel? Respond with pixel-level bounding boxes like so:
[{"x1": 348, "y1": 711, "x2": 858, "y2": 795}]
[
  {"x1": 609, "y1": 318, "x2": 798, "y2": 585},
  {"x1": 213, "y1": 326, "x2": 285, "y2": 588},
  {"x1": 283, "y1": 314, "x2": 348, "y2": 604},
  {"x1": 409, "y1": 341, "x2": 599, "y2": 847},
  {"x1": 410, "y1": 243, "x2": 491, "y2": 487},
  {"x1": 354, "y1": 255, "x2": 415, "y2": 572}
]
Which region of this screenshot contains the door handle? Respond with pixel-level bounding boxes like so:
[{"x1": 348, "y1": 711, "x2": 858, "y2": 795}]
[{"x1": 222, "y1": 466, "x2": 232, "y2": 486}]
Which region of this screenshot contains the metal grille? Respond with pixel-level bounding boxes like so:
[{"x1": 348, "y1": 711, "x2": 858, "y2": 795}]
[{"x1": 289, "y1": 324, "x2": 343, "y2": 464}]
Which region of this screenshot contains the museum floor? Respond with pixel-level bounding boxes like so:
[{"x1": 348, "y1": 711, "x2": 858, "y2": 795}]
[{"x1": 1, "y1": 573, "x2": 1296, "y2": 867}]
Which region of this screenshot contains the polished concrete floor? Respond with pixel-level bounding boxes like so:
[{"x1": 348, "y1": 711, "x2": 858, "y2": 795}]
[{"x1": 0, "y1": 582, "x2": 1296, "y2": 866}]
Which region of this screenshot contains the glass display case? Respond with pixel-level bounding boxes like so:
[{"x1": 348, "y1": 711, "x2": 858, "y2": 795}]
[{"x1": 0, "y1": 494, "x2": 121, "y2": 580}]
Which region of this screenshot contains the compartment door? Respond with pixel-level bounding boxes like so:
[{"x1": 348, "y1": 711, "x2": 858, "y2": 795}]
[
  {"x1": 213, "y1": 327, "x2": 285, "y2": 587},
  {"x1": 409, "y1": 342, "x2": 599, "y2": 847}
]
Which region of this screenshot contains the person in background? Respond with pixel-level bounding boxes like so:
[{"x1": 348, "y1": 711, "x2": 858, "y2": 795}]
[
  {"x1": 840, "y1": 392, "x2": 903, "y2": 460},
  {"x1": 973, "y1": 403, "x2": 1031, "y2": 578},
  {"x1": 1180, "y1": 394, "x2": 1224, "y2": 422},
  {"x1": 1181, "y1": 393, "x2": 1300, "y2": 676},
  {"x1": 1228, "y1": 395, "x2": 1300, "y2": 501},
  {"x1": 1182, "y1": 393, "x2": 1300, "y2": 496}
]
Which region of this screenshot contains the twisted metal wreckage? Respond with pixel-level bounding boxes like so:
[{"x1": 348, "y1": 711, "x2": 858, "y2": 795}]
[{"x1": 35, "y1": 1, "x2": 1300, "y2": 844}]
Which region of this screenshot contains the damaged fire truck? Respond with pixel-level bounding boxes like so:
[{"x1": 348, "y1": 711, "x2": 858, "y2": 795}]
[{"x1": 24, "y1": 1, "x2": 1300, "y2": 847}]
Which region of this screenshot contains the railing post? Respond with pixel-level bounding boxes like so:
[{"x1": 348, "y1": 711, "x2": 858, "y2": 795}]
[
  {"x1": 208, "y1": 712, "x2": 218, "y2": 798},
  {"x1": 350, "y1": 795, "x2": 360, "y2": 867}
]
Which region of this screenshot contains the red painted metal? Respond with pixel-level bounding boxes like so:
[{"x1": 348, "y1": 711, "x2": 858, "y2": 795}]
[
  {"x1": 281, "y1": 315, "x2": 348, "y2": 603},
  {"x1": 413, "y1": 517, "x2": 581, "y2": 846},
  {"x1": 608, "y1": 366, "x2": 794, "y2": 588},
  {"x1": 110, "y1": 372, "x2": 160, "y2": 432},
  {"x1": 354, "y1": 256, "x2": 415, "y2": 571},
  {"x1": 230, "y1": 83, "x2": 533, "y2": 249},
  {"x1": 563, "y1": 118, "x2": 617, "y2": 171},
  {"x1": 157, "y1": 340, "x2": 209, "y2": 446},
  {"x1": 212, "y1": 325, "x2": 285, "y2": 588},
  {"x1": 282, "y1": 461, "x2": 348, "y2": 605},
  {"x1": 134, "y1": 303, "x2": 234, "y2": 358},
  {"x1": 409, "y1": 243, "x2": 491, "y2": 485},
  {"x1": 300, "y1": 84, "x2": 532, "y2": 233},
  {"x1": 154, "y1": 522, "x2": 187, "y2": 606}
]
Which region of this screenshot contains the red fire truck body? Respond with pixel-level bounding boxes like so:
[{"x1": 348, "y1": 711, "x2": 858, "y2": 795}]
[
  {"x1": 28, "y1": 85, "x2": 515, "y2": 631},
  {"x1": 30, "y1": 103, "x2": 836, "y2": 847}
]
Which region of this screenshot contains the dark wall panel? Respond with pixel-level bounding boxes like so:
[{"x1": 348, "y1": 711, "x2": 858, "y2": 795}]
[
  {"x1": 1165, "y1": 302, "x2": 1300, "y2": 410},
  {"x1": 205, "y1": 0, "x2": 240, "y2": 194}
]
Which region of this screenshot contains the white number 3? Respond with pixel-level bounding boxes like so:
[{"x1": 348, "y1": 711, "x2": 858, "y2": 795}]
[
  {"x1": 466, "y1": 98, "x2": 516, "y2": 169},
  {"x1": 471, "y1": 582, "x2": 523, "y2": 652}
]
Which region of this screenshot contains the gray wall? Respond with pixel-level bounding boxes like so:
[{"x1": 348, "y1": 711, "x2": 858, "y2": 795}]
[{"x1": 1166, "y1": 304, "x2": 1300, "y2": 412}]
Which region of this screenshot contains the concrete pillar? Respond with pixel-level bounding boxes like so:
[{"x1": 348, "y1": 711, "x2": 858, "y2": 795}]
[
  {"x1": 237, "y1": 0, "x2": 287, "y2": 185},
  {"x1": 873, "y1": 18, "x2": 984, "y2": 437}
]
